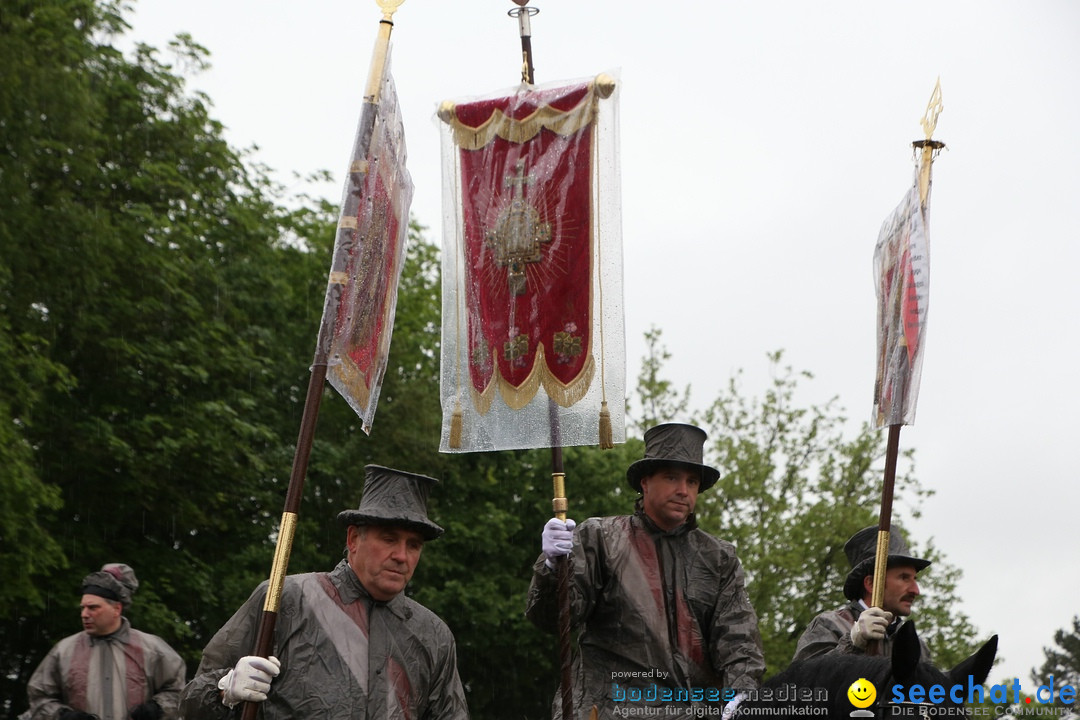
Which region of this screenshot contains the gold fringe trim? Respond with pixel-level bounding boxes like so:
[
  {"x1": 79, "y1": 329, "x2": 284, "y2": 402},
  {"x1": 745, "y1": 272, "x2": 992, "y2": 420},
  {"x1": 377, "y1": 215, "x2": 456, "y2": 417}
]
[
  {"x1": 465, "y1": 345, "x2": 596, "y2": 413},
  {"x1": 487, "y1": 345, "x2": 595, "y2": 411},
  {"x1": 440, "y1": 81, "x2": 603, "y2": 151},
  {"x1": 539, "y1": 350, "x2": 594, "y2": 409},
  {"x1": 496, "y1": 345, "x2": 546, "y2": 410}
]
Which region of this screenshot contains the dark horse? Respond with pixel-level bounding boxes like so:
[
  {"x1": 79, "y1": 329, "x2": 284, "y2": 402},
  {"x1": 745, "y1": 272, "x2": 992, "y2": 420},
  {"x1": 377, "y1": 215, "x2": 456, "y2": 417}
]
[{"x1": 739, "y1": 621, "x2": 998, "y2": 719}]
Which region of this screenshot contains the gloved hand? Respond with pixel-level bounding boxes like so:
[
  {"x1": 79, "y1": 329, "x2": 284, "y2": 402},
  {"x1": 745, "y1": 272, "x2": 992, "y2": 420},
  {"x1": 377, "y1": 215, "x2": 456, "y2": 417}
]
[
  {"x1": 129, "y1": 700, "x2": 163, "y2": 720},
  {"x1": 218, "y1": 655, "x2": 281, "y2": 708},
  {"x1": 59, "y1": 711, "x2": 98, "y2": 720},
  {"x1": 850, "y1": 606, "x2": 894, "y2": 649},
  {"x1": 722, "y1": 691, "x2": 746, "y2": 720},
  {"x1": 542, "y1": 517, "x2": 576, "y2": 568}
]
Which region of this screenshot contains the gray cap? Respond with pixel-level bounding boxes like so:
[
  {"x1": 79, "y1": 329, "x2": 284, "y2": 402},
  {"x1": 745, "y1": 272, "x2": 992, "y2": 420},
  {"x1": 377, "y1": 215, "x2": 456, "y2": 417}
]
[
  {"x1": 626, "y1": 423, "x2": 720, "y2": 493},
  {"x1": 81, "y1": 563, "x2": 138, "y2": 605},
  {"x1": 101, "y1": 563, "x2": 139, "y2": 595},
  {"x1": 337, "y1": 465, "x2": 444, "y2": 540}
]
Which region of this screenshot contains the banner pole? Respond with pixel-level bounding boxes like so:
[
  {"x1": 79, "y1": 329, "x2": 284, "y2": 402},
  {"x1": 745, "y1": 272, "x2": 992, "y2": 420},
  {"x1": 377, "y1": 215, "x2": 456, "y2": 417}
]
[
  {"x1": 549, "y1": 400, "x2": 575, "y2": 720},
  {"x1": 506, "y1": 6, "x2": 574, "y2": 714},
  {"x1": 508, "y1": 1, "x2": 539, "y2": 84},
  {"x1": 239, "y1": 3, "x2": 404, "y2": 718},
  {"x1": 868, "y1": 80, "x2": 943, "y2": 656}
]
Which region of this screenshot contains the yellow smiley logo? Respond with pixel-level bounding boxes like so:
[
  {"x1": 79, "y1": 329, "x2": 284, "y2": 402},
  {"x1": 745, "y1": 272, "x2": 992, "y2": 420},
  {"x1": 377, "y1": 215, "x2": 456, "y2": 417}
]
[{"x1": 847, "y1": 678, "x2": 877, "y2": 709}]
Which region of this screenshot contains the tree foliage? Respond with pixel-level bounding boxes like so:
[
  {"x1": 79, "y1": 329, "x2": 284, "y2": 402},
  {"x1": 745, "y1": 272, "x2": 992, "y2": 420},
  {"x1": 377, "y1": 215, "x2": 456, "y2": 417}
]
[
  {"x1": 628, "y1": 326, "x2": 690, "y2": 435},
  {"x1": 1033, "y1": 616, "x2": 1080, "y2": 711}
]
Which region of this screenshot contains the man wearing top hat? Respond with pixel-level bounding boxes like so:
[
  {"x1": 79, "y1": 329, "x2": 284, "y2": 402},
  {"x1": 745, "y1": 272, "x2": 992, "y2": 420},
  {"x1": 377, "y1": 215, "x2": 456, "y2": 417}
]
[
  {"x1": 178, "y1": 465, "x2": 469, "y2": 720},
  {"x1": 526, "y1": 423, "x2": 765, "y2": 720},
  {"x1": 26, "y1": 563, "x2": 186, "y2": 720},
  {"x1": 792, "y1": 525, "x2": 932, "y2": 662}
]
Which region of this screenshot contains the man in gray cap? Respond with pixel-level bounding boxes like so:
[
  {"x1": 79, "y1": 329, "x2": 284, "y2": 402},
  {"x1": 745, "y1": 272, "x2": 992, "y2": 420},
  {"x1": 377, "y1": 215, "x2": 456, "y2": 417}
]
[
  {"x1": 792, "y1": 525, "x2": 931, "y2": 661},
  {"x1": 526, "y1": 423, "x2": 764, "y2": 720},
  {"x1": 179, "y1": 465, "x2": 469, "y2": 720},
  {"x1": 26, "y1": 563, "x2": 186, "y2": 720}
]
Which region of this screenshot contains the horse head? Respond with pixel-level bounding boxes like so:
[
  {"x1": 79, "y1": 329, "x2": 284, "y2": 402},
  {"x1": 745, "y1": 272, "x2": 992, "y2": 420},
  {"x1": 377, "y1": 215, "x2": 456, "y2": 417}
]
[
  {"x1": 891, "y1": 620, "x2": 998, "y2": 689},
  {"x1": 886, "y1": 621, "x2": 998, "y2": 715}
]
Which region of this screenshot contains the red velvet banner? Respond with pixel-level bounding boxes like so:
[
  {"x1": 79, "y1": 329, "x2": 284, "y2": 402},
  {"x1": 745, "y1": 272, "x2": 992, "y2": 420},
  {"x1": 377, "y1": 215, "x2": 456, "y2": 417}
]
[{"x1": 452, "y1": 83, "x2": 595, "y2": 410}]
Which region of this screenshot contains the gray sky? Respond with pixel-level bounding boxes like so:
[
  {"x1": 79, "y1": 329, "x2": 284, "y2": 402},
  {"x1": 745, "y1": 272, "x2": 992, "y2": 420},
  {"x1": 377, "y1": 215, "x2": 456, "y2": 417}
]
[{"x1": 126, "y1": 0, "x2": 1079, "y2": 690}]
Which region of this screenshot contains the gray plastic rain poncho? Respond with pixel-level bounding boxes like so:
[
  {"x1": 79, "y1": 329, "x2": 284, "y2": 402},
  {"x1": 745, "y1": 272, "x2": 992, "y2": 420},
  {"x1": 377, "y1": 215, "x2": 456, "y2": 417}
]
[
  {"x1": 179, "y1": 560, "x2": 468, "y2": 720},
  {"x1": 526, "y1": 506, "x2": 765, "y2": 720},
  {"x1": 792, "y1": 599, "x2": 931, "y2": 662},
  {"x1": 26, "y1": 616, "x2": 186, "y2": 720}
]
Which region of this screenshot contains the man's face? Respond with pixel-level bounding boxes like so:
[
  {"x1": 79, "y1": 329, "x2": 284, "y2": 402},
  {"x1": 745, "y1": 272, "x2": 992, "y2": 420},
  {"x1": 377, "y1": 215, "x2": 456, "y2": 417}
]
[
  {"x1": 865, "y1": 564, "x2": 921, "y2": 616},
  {"x1": 639, "y1": 466, "x2": 700, "y2": 532},
  {"x1": 347, "y1": 524, "x2": 424, "y2": 602},
  {"x1": 80, "y1": 594, "x2": 122, "y2": 636}
]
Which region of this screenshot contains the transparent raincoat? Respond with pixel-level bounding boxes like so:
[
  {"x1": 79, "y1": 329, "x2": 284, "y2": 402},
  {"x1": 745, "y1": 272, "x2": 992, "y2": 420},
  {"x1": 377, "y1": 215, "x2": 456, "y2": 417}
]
[
  {"x1": 526, "y1": 508, "x2": 764, "y2": 719},
  {"x1": 179, "y1": 560, "x2": 468, "y2": 720}
]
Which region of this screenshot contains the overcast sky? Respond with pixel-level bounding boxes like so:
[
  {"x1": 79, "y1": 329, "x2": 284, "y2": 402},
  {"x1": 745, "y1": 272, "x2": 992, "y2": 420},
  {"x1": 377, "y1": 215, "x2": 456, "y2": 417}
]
[{"x1": 125, "y1": 0, "x2": 1079, "y2": 690}]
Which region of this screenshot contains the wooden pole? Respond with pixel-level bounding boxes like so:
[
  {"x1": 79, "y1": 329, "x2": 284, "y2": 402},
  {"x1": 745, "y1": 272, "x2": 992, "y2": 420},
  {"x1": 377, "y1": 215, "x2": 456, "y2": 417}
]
[
  {"x1": 548, "y1": 399, "x2": 575, "y2": 720},
  {"x1": 869, "y1": 424, "x2": 901, "y2": 611},
  {"x1": 239, "y1": 3, "x2": 404, "y2": 718}
]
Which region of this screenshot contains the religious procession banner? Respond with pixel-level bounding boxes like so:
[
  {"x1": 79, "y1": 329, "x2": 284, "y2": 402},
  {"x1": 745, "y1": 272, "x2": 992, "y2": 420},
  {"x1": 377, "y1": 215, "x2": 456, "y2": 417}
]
[
  {"x1": 438, "y1": 73, "x2": 625, "y2": 452},
  {"x1": 325, "y1": 56, "x2": 414, "y2": 434},
  {"x1": 872, "y1": 164, "x2": 931, "y2": 428}
]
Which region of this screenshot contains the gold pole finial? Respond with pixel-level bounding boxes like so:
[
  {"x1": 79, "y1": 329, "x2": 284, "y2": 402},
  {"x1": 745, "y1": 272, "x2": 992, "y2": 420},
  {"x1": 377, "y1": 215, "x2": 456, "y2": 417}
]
[
  {"x1": 376, "y1": 0, "x2": 405, "y2": 21},
  {"x1": 920, "y1": 77, "x2": 944, "y2": 141},
  {"x1": 914, "y1": 78, "x2": 944, "y2": 209}
]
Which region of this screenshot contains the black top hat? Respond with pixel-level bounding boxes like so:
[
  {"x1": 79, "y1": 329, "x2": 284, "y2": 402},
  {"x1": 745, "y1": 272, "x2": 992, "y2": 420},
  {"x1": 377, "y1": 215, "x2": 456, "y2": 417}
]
[
  {"x1": 626, "y1": 423, "x2": 721, "y2": 493},
  {"x1": 337, "y1": 465, "x2": 445, "y2": 541},
  {"x1": 842, "y1": 525, "x2": 931, "y2": 600}
]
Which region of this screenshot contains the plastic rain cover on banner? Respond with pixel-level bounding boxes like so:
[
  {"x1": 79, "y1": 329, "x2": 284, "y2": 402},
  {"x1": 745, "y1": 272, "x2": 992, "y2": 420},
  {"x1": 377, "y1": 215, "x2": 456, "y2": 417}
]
[
  {"x1": 873, "y1": 168, "x2": 931, "y2": 428},
  {"x1": 325, "y1": 57, "x2": 414, "y2": 434},
  {"x1": 437, "y1": 72, "x2": 625, "y2": 453}
]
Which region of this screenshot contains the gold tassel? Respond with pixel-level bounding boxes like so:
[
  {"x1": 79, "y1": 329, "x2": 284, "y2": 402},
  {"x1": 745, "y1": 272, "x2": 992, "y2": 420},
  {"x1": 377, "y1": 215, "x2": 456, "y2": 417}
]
[
  {"x1": 598, "y1": 400, "x2": 613, "y2": 450},
  {"x1": 449, "y1": 401, "x2": 463, "y2": 449}
]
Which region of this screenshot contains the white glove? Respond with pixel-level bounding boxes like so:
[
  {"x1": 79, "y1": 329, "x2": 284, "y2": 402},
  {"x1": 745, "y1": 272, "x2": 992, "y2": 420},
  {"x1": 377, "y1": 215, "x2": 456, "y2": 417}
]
[
  {"x1": 850, "y1": 607, "x2": 894, "y2": 649},
  {"x1": 542, "y1": 518, "x2": 576, "y2": 567},
  {"x1": 218, "y1": 655, "x2": 281, "y2": 708},
  {"x1": 722, "y1": 692, "x2": 746, "y2": 720}
]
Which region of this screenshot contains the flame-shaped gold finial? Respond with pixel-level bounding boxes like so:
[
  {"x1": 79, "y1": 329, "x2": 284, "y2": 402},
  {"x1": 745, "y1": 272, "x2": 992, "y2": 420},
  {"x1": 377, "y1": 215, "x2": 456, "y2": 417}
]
[
  {"x1": 921, "y1": 77, "x2": 943, "y2": 141},
  {"x1": 915, "y1": 78, "x2": 945, "y2": 210}
]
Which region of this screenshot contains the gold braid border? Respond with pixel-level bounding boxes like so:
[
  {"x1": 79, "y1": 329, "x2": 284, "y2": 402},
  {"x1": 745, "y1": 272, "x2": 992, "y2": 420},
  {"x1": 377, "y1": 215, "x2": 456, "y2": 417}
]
[{"x1": 440, "y1": 76, "x2": 614, "y2": 151}]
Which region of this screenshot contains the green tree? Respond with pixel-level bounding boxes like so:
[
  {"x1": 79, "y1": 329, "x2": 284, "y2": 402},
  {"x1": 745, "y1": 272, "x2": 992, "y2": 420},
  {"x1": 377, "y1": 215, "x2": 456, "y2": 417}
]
[
  {"x1": 1033, "y1": 615, "x2": 1080, "y2": 711},
  {"x1": 628, "y1": 325, "x2": 690, "y2": 434},
  {"x1": 0, "y1": 0, "x2": 334, "y2": 708},
  {"x1": 0, "y1": 0, "x2": 110, "y2": 619}
]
